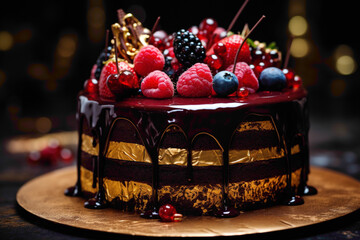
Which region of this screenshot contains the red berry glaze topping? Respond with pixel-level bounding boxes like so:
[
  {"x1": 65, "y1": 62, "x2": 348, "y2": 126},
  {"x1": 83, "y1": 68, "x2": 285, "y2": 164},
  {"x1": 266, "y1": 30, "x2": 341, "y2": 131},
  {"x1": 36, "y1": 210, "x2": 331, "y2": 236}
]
[
  {"x1": 176, "y1": 63, "x2": 213, "y2": 97},
  {"x1": 141, "y1": 70, "x2": 174, "y2": 99}
]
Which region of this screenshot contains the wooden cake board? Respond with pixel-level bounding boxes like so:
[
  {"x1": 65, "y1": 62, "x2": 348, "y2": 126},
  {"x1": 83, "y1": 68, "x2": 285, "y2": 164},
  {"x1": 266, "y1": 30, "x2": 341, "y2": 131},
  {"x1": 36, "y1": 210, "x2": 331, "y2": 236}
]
[{"x1": 16, "y1": 166, "x2": 360, "y2": 237}]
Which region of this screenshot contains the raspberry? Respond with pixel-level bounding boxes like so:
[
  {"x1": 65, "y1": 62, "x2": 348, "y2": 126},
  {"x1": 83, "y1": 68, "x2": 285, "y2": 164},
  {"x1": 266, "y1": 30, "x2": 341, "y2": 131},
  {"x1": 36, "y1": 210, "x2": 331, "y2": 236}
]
[
  {"x1": 134, "y1": 45, "x2": 165, "y2": 77},
  {"x1": 141, "y1": 70, "x2": 174, "y2": 99},
  {"x1": 99, "y1": 61, "x2": 138, "y2": 99},
  {"x1": 207, "y1": 34, "x2": 251, "y2": 69},
  {"x1": 226, "y1": 62, "x2": 259, "y2": 93},
  {"x1": 176, "y1": 63, "x2": 213, "y2": 97}
]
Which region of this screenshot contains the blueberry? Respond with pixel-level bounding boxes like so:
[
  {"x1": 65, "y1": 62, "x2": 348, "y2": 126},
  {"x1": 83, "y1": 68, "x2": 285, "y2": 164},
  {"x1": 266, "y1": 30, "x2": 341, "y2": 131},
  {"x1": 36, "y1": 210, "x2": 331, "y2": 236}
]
[
  {"x1": 213, "y1": 71, "x2": 239, "y2": 97},
  {"x1": 259, "y1": 67, "x2": 286, "y2": 91}
]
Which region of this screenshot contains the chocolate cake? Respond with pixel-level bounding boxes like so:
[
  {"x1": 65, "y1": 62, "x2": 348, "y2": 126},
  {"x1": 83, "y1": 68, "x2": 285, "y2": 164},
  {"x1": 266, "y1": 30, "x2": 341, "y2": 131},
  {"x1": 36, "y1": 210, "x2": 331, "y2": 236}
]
[{"x1": 65, "y1": 9, "x2": 317, "y2": 219}]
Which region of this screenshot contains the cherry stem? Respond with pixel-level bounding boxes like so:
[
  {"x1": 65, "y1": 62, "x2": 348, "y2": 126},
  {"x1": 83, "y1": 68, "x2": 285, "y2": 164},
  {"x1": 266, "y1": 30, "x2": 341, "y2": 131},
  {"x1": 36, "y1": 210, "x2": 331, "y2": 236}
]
[
  {"x1": 283, "y1": 35, "x2": 294, "y2": 69},
  {"x1": 113, "y1": 38, "x2": 120, "y2": 74},
  {"x1": 207, "y1": 32, "x2": 217, "y2": 51},
  {"x1": 233, "y1": 15, "x2": 266, "y2": 74},
  {"x1": 227, "y1": 0, "x2": 250, "y2": 33},
  {"x1": 104, "y1": 29, "x2": 109, "y2": 59},
  {"x1": 117, "y1": 9, "x2": 125, "y2": 26},
  {"x1": 149, "y1": 16, "x2": 161, "y2": 41}
]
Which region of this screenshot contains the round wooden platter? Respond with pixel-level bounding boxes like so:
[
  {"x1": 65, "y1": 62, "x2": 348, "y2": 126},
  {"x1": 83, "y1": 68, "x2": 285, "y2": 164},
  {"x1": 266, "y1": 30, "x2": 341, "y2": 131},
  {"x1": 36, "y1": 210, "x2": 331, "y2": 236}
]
[{"x1": 17, "y1": 166, "x2": 360, "y2": 237}]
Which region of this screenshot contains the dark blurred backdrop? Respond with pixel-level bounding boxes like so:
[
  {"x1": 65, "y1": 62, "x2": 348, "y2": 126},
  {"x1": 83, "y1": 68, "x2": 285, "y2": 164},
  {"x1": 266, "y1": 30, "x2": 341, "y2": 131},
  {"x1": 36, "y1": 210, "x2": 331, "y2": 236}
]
[{"x1": 0, "y1": 0, "x2": 359, "y2": 138}]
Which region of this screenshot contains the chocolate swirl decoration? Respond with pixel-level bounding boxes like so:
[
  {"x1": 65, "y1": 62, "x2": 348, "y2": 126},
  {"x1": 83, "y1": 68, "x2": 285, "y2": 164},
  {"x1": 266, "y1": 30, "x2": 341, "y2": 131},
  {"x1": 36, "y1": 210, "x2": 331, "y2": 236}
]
[{"x1": 111, "y1": 10, "x2": 150, "y2": 62}]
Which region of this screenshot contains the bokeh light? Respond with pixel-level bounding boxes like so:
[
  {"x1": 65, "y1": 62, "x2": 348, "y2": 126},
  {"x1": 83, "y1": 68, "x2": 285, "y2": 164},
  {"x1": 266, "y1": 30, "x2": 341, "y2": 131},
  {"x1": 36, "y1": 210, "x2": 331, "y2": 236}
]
[
  {"x1": 336, "y1": 55, "x2": 356, "y2": 75},
  {"x1": 57, "y1": 35, "x2": 77, "y2": 58},
  {"x1": 290, "y1": 37, "x2": 309, "y2": 58},
  {"x1": 35, "y1": 117, "x2": 52, "y2": 133},
  {"x1": 0, "y1": 31, "x2": 13, "y2": 51},
  {"x1": 288, "y1": 16, "x2": 308, "y2": 36}
]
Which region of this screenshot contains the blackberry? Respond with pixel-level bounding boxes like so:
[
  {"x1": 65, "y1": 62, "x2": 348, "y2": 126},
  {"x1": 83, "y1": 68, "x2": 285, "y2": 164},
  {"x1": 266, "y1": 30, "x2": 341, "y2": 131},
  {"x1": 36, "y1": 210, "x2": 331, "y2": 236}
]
[
  {"x1": 173, "y1": 29, "x2": 206, "y2": 67},
  {"x1": 94, "y1": 46, "x2": 112, "y2": 80}
]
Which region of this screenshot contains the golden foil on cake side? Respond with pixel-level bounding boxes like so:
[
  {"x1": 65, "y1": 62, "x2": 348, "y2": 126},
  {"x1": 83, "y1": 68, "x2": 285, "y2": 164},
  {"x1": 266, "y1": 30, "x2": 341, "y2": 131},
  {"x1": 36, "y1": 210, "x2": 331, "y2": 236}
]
[
  {"x1": 80, "y1": 166, "x2": 303, "y2": 214},
  {"x1": 80, "y1": 166, "x2": 97, "y2": 194},
  {"x1": 81, "y1": 133, "x2": 300, "y2": 166},
  {"x1": 236, "y1": 120, "x2": 276, "y2": 132},
  {"x1": 106, "y1": 141, "x2": 152, "y2": 163}
]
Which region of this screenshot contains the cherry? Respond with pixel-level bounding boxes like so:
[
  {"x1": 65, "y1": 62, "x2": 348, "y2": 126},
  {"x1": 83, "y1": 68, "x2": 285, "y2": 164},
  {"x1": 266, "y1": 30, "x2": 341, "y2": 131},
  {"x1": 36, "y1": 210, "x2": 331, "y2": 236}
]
[
  {"x1": 199, "y1": 18, "x2": 218, "y2": 35},
  {"x1": 213, "y1": 42, "x2": 227, "y2": 57},
  {"x1": 159, "y1": 204, "x2": 177, "y2": 222},
  {"x1": 106, "y1": 70, "x2": 135, "y2": 95},
  {"x1": 205, "y1": 54, "x2": 223, "y2": 70},
  {"x1": 84, "y1": 78, "x2": 99, "y2": 95}
]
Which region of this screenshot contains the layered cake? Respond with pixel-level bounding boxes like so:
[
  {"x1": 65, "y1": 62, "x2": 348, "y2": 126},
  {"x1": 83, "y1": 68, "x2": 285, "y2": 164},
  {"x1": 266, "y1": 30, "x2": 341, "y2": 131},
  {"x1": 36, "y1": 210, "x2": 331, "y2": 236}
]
[{"x1": 65, "y1": 9, "x2": 316, "y2": 219}]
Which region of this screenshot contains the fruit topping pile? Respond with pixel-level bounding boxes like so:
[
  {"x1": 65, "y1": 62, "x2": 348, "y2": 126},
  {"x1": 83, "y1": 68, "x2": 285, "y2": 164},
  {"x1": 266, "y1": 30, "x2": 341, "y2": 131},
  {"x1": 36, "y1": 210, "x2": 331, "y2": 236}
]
[{"x1": 83, "y1": 8, "x2": 303, "y2": 100}]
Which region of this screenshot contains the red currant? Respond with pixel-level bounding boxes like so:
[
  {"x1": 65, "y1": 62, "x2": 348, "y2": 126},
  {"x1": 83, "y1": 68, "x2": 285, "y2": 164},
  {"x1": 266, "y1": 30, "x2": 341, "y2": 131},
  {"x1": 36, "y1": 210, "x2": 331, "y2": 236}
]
[
  {"x1": 204, "y1": 54, "x2": 223, "y2": 70},
  {"x1": 212, "y1": 27, "x2": 227, "y2": 43},
  {"x1": 199, "y1": 18, "x2": 218, "y2": 35},
  {"x1": 159, "y1": 204, "x2": 177, "y2": 222},
  {"x1": 152, "y1": 30, "x2": 168, "y2": 41},
  {"x1": 254, "y1": 62, "x2": 266, "y2": 77},
  {"x1": 238, "y1": 87, "x2": 249, "y2": 98},
  {"x1": 60, "y1": 148, "x2": 74, "y2": 163},
  {"x1": 163, "y1": 47, "x2": 175, "y2": 58},
  {"x1": 149, "y1": 36, "x2": 165, "y2": 51},
  {"x1": 292, "y1": 75, "x2": 303, "y2": 89},
  {"x1": 164, "y1": 34, "x2": 174, "y2": 49},
  {"x1": 282, "y1": 68, "x2": 295, "y2": 87},
  {"x1": 252, "y1": 49, "x2": 265, "y2": 65},
  {"x1": 171, "y1": 58, "x2": 181, "y2": 72},
  {"x1": 197, "y1": 31, "x2": 208, "y2": 48},
  {"x1": 213, "y1": 42, "x2": 227, "y2": 57},
  {"x1": 84, "y1": 78, "x2": 99, "y2": 95},
  {"x1": 27, "y1": 151, "x2": 41, "y2": 165}
]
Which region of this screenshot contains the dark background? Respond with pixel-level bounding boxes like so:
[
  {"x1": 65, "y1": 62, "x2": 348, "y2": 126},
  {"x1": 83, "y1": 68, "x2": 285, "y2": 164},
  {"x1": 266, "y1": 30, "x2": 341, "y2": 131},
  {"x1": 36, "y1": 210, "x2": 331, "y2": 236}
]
[
  {"x1": 1, "y1": 0, "x2": 360, "y2": 239},
  {"x1": 0, "y1": 0, "x2": 359, "y2": 137}
]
